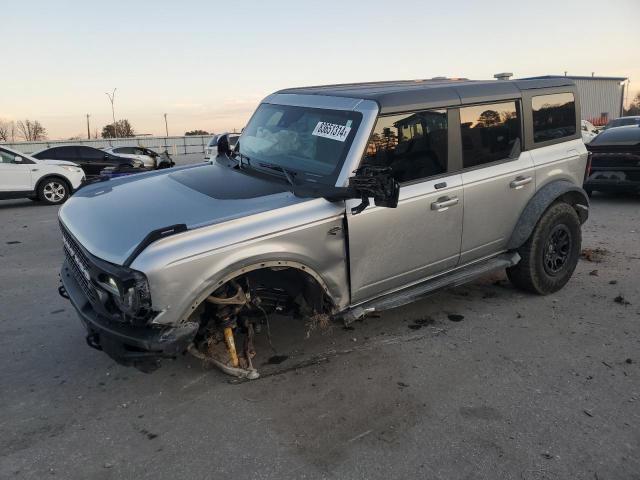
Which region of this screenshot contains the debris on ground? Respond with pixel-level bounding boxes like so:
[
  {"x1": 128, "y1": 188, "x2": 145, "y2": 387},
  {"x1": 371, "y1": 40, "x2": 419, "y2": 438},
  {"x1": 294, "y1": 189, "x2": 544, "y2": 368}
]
[
  {"x1": 397, "y1": 381, "x2": 409, "y2": 389},
  {"x1": 408, "y1": 317, "x2": 435, "y2": 330},
  {"x1": 266, "y1": 355, "x2": 288, "y2": 365},
  {"x1": 625, "y1": 358, "x2": 633, "y2": 364},
  {"x1": 581, "y1": 247, "x2": 608, "y2": 263},
  {"x1": 583, "y1": 409, "x2": 594, "y2": 417},
  {"x1": 609, "y1": 280, "x2": 618, "y2": 285},
  {"x1": 541, "y1": 452, "x2": 553, "y2": 460},
  {"x1": 6, "y1": 241, "x2": 21, "y2": 245},
  {"x1": 448, "y1": 314, "x2": 465, "y2": 322},
  {"x1": 305, "y1": 312, "x2": 332, "y2": 338},
  {"x1": 614, "y1": 295, "x2": 631, "y2": 306},
  {"x1": 589, "y1": 270, "x2": 599, "y2": 276}
]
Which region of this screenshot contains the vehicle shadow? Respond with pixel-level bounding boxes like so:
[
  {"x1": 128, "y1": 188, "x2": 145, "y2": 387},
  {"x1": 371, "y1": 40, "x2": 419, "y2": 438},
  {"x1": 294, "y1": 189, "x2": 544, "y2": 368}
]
[{"x1": 0, "y1": 199, "x2": 57, "y2": 210}]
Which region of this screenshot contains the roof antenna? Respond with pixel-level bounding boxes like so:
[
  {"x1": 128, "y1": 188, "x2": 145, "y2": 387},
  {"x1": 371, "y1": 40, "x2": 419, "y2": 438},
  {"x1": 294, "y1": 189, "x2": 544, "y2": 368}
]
[{"x1": 493, "y1": 72, "x2": 513, "y2": 81}]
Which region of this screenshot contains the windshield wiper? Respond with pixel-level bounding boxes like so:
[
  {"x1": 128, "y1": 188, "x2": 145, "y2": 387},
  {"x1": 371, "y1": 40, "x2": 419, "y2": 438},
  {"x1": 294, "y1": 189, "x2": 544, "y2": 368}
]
[{"x1": 257, "y1": 162, "x2": 296, "y2": 186}]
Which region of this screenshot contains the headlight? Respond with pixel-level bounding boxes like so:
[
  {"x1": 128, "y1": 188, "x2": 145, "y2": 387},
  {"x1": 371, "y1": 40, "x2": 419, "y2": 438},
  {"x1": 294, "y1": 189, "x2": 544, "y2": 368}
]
[
  {"x1": 99, "y1": 270, "x2": 151, "y2": 319},
  {"x1": 114, "y1": 272, "x2": 151, "y2": 317},
  {"x1": 97, "y1": 274, "x2": 120, "y2": 295},
  {"x1": 62, "y1": 166, "x2": 82, "y2": 173}
]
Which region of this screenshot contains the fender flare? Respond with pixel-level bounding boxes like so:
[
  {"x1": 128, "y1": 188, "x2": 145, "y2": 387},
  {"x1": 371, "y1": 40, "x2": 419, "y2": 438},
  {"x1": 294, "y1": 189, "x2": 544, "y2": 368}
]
[{"x1": 507, "y1": 180, "x2": 589, "y2": 250}]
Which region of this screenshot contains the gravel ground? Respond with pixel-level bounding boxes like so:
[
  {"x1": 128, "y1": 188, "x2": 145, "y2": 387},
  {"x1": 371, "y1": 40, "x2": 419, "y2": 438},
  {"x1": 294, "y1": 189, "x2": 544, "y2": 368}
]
[{"x1": 0, "y1": 188, "x2": 638, "y2": 480}]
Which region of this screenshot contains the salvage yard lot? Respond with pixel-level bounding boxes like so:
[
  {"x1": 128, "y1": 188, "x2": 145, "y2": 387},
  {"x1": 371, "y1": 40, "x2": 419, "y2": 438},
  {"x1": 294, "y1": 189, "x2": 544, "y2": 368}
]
[{"x1": 1, "y1": 184, "x2": 639, "y2": 479}]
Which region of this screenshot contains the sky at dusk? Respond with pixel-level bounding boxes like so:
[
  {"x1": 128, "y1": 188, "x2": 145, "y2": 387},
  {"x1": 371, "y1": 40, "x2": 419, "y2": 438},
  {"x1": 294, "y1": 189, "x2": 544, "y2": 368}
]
[{"x1": 2, "y1": 0, "x2": 639, "y2": 140}]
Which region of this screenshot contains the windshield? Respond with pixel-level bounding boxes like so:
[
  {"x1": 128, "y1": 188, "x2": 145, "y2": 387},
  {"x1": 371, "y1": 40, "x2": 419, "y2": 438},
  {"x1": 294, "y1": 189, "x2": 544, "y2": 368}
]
[{"x1": 238, "y1": 103, "x2": 362, "y2": 184}]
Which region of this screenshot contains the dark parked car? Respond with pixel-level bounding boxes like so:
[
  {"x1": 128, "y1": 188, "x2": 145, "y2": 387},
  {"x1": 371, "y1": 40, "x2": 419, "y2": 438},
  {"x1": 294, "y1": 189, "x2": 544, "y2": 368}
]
[
  {"x1": 603, "y1": 116, "x2": 640, "y2": 130},
  {"x1": 32, "y1": 145, "x2": 144, "y2": 177},
  {"x1": 585, "y1": 125, "x2": 640, "y2": 195}
]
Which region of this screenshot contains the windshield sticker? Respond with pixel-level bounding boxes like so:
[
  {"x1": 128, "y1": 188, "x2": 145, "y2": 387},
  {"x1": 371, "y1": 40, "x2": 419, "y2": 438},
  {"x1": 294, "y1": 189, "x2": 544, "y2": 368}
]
[{"x1": 312, "y1": 121, "x2": 351, "y2": 142}]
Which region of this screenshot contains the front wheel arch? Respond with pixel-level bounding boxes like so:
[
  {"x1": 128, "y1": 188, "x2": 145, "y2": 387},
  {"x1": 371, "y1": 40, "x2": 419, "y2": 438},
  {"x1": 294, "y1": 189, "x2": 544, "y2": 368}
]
[{"x1": 180, "y1": 260, "x2": 340, "y2": 324}]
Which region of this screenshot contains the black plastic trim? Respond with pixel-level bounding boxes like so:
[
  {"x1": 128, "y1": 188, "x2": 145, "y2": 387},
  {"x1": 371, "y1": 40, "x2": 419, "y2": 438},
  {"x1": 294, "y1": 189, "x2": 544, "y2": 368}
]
[{"x1": 123, "y1": 224, "x2": 188, "y2": 267}]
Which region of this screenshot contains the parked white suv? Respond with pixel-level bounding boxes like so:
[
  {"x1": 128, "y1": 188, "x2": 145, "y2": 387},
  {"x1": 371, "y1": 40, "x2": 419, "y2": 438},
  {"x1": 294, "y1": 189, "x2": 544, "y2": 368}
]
[{"x1": 0, "y1": 146, "x2": 85, "y2": 204}]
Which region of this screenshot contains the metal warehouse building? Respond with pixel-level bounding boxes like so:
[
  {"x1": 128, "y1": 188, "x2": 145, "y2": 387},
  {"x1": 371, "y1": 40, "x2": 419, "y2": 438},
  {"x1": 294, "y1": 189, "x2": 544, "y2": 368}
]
[{"x1": 533, "y1": 75, "x2": 628, "y2": 126}]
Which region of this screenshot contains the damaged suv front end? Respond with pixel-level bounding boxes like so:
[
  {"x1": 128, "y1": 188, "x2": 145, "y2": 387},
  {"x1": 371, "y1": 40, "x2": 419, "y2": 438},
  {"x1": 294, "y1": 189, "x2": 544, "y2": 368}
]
[
  {"x1": 60, "y1": 221, "x2": 198, "y2": 372},
  {"x1": 58, "y1": 93, "x2": 390, "y2": 377}
]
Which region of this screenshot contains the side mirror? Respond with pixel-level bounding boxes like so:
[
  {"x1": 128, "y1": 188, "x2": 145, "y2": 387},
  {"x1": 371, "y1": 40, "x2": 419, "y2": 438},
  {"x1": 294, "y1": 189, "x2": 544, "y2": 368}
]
[
  {"x1": 217, "y1": 136, "x2": 231, "y2": 156},
  {"x1": 13, "y1": 156, "x2": 23, "y2": 163},
  {"x1": 348, "y1": 166, "x2": 400, "y2": 214}
]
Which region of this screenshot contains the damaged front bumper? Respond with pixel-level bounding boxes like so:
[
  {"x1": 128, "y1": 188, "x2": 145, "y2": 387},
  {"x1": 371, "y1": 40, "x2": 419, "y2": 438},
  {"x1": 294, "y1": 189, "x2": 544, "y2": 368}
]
[{"x1": 61, "y1": 259, "x2": 198, "y2": 371}]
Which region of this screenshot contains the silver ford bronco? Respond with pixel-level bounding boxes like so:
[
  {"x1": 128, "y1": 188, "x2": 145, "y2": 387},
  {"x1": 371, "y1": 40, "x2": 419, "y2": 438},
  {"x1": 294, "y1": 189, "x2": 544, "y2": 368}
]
[{"x1": 59, "y1": 77, "x2": 589, "y2": 378}]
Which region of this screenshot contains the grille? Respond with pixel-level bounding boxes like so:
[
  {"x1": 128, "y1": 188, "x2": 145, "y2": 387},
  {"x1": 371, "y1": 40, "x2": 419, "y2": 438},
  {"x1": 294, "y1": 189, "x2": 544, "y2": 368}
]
[{"x1": 60, "y1": 223, "x2": 98, "y2": 304}]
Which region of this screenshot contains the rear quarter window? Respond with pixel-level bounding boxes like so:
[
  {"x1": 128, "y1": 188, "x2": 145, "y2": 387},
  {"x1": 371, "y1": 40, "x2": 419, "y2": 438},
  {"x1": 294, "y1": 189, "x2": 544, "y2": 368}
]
[{"x1": 532, "y1": 93, "x2": 576, "y2": 143}]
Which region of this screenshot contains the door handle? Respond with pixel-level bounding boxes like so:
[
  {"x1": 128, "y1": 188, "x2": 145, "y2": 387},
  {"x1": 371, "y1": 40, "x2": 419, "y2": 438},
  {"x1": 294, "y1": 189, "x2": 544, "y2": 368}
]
[
  {"x1": 431, "y1": 196, "x2": 459, "y2": 211},
  {"x1": 509, "y1": 176, "x2": 532, "y2": 189}
]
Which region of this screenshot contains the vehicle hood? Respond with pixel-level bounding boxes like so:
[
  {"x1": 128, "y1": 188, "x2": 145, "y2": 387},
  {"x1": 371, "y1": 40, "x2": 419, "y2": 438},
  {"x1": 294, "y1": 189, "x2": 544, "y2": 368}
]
[
  {"x1": 59, "y1": 163, "x2": 304, "y2": 265},
  {"x1": 40, "y1": 159, "x2": 79, "y2": 167}
]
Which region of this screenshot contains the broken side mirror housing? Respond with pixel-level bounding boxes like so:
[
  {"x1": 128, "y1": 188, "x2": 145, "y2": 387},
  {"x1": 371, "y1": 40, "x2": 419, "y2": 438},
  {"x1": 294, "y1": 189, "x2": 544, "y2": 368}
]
[
  {"x1": 291, "y1": 166, "x2": 399, "y2": 214},
  {"x1": 348, "y1": 166, "x2": 400, "y2": 214},
  {"x1": 217, "y1": 136, "x2": 231, "y2": 156}
]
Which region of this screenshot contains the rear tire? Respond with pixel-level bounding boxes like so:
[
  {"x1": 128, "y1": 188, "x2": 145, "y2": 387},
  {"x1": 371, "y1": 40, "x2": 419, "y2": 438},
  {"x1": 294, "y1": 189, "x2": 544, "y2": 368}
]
[
  {"x1": 38, "y1": 178, "x2": 70, "y2": 205},
  {"x1": 507, "y1": 202, "x2": 581, "y2": 295}
]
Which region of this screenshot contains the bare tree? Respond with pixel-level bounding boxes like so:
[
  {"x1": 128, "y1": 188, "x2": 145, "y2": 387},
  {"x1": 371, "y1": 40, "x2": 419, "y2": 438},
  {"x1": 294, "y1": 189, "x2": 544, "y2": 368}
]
[
  {"x1": 17, "y1": 119, "x2": 48, "y2": 141},
  {"x1": 0, "y1": 120, "x2": 10, "y2": 141}
]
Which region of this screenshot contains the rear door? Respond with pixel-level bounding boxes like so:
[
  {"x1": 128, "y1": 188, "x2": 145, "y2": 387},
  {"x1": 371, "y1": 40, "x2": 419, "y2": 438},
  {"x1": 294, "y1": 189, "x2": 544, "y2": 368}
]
[
  {"x1": 0, "y1": 149, "x2": 32, "y2": 192},
  {"x1": 76, "y1": 146, "x2": 110, "y2": 176},
  {"x1": 457, "y1": 100, "x2": 536, "y2": 263},
  {"x1": 347, "y1": 109, "x2": 464, "y2": 303}
]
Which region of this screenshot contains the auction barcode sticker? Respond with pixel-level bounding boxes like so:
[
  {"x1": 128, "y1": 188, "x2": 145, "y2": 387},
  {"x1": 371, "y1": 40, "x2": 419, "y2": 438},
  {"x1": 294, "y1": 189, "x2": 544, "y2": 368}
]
[{"x1": 312, "y1": 121, "x2": 351, "y2": 142}]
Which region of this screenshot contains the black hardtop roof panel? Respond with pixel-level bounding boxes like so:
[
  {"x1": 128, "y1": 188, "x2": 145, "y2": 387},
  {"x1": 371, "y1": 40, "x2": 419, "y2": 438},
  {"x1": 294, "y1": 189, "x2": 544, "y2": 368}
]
[{"x1": 277, "y1": 77, "x2": 575, "y2": 114}]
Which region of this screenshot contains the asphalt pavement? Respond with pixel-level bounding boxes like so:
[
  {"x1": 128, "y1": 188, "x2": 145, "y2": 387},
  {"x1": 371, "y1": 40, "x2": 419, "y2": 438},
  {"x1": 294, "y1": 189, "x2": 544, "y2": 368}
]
[{"x1": 0, "y1": 170, "x2": 638, "y2": 479}]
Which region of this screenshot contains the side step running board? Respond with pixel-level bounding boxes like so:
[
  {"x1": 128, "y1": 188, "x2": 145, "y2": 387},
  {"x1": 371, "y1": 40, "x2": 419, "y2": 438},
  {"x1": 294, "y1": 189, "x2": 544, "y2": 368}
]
[{"x1": 346, "y1": 252, "x2": 520, "y2": 322}]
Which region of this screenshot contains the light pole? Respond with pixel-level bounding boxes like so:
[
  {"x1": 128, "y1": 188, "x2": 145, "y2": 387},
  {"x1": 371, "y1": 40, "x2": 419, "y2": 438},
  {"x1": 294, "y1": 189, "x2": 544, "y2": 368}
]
[
  {"x1": 86, "y1": 114, "x2": 91, "y2": 140},
  {"x1": 105, "y1": 88, "x2": 117, "y2": 137},
  {"x1": 164, "y1": 113, "x2": 169, "y2": 137}
]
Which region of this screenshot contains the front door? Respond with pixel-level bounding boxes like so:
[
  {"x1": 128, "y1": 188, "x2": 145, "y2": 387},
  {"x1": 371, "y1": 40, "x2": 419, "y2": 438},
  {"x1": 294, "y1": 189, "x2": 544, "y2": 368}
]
[
  {"x1": 346, "y1": 109, "x2": 463, "y2": 304},
  {"x1": 0, "y1": 149, "x2": 32, "y2": 192},
  {"x1": 457, "y1": 100, "x2": 536, "y2": 263}
]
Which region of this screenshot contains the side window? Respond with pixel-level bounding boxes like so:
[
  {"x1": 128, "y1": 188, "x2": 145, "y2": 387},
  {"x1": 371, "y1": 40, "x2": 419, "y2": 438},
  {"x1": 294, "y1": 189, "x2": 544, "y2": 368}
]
[
  {"x1": 55, "y1": 147, "x2": 78, "y2": 160},
  {"x1": 0, "y1": 150, "x2": 16, "y2": 164},
  {"x1": 34, "y1": 149, "x2": 56, "y2": 160},
  {"x1": 77, "y1": 147, "x2": 104, "y2": 160},
  {"x1": 532, "y1": 93, "x2": 576, "y2": 143},
  {"x1": 362, "y1": 109, "x2": 448, "y2": 183},
  {"x1": 459, "y1": 101, "x2": 521, "y2": 168}
]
